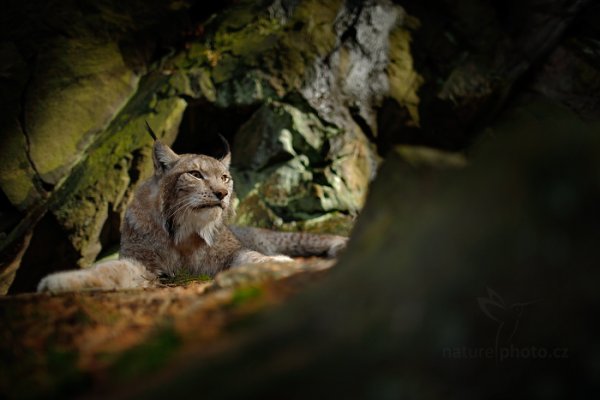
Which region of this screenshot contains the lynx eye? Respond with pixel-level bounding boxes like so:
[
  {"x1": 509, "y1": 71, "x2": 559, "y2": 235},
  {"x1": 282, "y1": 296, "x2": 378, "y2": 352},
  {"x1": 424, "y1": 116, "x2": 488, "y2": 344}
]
[
  {"x1": 221, "y1": 174, "x2": 231, "y2": 183},
  {"x1": 188, "y1": 170, "x2": 204, "y2": 179}
]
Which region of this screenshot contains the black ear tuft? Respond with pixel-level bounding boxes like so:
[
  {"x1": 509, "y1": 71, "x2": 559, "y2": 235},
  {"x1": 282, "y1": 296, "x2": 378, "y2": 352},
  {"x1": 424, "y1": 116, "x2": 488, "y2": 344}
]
[
  {"x1": 217, "y1": 134, "x2": 231, "y2": 168},
  {"x1": 145, "y1": 121, "x2": 158, "y2": 141},
  {"x1": 147, "y1": 121, "x2": 179, "y2": 173}
]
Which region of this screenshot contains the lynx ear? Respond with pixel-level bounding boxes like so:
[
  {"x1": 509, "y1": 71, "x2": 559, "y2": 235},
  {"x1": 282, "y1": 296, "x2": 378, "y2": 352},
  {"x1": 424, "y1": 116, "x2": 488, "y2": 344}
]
[
  {"x1": 146, "y1": 121, "x2": 180, "y2": 173},
  {"x1": 153, "y1": 141, "x2": 180, "y2": 174},
  {"x1": 217, "y1": 134, "x2": 231, "y2": 168}
]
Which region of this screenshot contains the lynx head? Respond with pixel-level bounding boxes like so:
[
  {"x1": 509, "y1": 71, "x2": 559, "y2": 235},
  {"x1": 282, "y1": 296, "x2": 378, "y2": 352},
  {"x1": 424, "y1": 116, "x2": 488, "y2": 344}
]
[{"x1": 151, "y1": 136, "x2": 233, "y2": 246}]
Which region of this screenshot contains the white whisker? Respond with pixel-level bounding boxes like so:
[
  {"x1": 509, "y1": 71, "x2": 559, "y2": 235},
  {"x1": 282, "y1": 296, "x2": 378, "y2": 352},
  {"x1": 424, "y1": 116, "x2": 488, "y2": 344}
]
[{"x1": 166, "y1": 198, "x2": 195, "y2": 219}]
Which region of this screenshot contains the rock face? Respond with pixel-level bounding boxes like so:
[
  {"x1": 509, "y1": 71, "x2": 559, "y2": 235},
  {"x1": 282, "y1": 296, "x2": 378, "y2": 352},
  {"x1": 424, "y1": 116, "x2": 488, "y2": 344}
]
[
  {"x1": 0, "y1": 0, "x2": 417, "y2": 292},
  {"x1": 232, "y1": 101, "x2": 372, "y2": 233}
]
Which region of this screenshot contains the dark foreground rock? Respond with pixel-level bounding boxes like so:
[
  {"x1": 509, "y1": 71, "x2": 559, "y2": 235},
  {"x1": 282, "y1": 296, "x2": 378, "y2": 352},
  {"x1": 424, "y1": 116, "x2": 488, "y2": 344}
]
[
  {"x1": 1, "y1": 98, "x2": 599, "y2": 399},
  {"x1": 128, "y1": 98, "x2": 600, "y2": 400}
]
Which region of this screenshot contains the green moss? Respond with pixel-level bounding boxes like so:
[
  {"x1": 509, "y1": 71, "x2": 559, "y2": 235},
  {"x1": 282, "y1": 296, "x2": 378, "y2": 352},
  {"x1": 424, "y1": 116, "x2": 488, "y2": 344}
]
[
  {"x1": 295, "y1": 212, "x2": 354, "y2": 235},
  {"x1": 27, "y1": 39, "x2": 140, "y2": 184},
  {"x1": 51, "y1": 74, "x2": 186, "y2": 266},
  {"x1": 230, "y1": 286, "x2": 262, "y2": 307},
  {"x1": 161, "y1": 271, "x2": 212, "y2": 286},
  {"x1": 176, "y1": 0, "x2": 342, "y2": 105},
  {"x1": 109, "y1": 327, "x2": 181, "y2": 381}
]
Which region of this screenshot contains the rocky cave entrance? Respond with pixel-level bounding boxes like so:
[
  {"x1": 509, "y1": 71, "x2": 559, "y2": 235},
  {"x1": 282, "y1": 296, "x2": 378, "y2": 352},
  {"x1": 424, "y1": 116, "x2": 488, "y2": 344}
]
[{"x1": 171, "y1": 100, "x2": 259, "y2": 159}]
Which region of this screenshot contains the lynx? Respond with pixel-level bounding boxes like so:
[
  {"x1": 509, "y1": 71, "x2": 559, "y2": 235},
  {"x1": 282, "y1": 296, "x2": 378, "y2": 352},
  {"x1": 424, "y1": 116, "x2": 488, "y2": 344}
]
[{"x1": 37, "y1": 128, "x2": 348, "y2": 293}]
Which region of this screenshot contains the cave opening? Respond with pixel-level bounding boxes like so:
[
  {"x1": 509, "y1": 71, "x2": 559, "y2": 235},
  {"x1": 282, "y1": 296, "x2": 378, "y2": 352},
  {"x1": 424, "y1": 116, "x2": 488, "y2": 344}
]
[{"x1": 172, "y1": 100, "x2": 259, "y2": 160}]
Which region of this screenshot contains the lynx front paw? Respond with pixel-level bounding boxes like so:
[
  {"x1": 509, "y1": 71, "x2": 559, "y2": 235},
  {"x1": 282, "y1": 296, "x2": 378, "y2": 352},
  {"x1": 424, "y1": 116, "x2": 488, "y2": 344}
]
[{"x1": 37, "y1": 273, "x2": 78, "y2": 293}]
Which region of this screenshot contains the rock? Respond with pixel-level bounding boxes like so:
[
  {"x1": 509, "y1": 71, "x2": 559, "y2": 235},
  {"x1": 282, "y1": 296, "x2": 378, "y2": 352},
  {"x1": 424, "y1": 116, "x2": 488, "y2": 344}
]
[
  {"x1": 232, "y1": 101, "x2": 374, "y2": 234},
  {"x1": 50, "y1": 93, "x2": 186, "y2": 268},
  {"x1": 386, "y1": 20, "x2": 424, "y2": 128},
  {"x1": 530, "y1": 3, "x2": 600, "y2": 122},
  {"x1": 393, "y1": 145, "x2": 467, "y2": 169},
  {"x1": 0, "y1": 42, "x2": 44, "y2": 210},
  {"x1": 212, "y1": 258, "x2": 334, "y2": 290},
  {"x1": 25, "y1": 38, "x2": 140, "y2": 186},
  {"x1": 0, "y1": 232, "x2": 31, "y2": 295},
  {"x1": 300, "y1": 0, "x2": 402, "y2": 133},
  {"x1": 378, "y1": 0, "x2": 591, "y2": 150},
  {"x1": 0, "y1": 127, "x2": 42, "y2": 210},
  {"x1": 0, "y1": 256, "x2": 333, "y2": 399}
]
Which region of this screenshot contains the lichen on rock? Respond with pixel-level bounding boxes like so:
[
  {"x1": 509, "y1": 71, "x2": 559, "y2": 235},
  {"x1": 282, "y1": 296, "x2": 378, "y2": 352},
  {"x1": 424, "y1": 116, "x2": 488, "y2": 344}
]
[{"x1": 231, "y1": 101, "x2": 373, "y2": 234}]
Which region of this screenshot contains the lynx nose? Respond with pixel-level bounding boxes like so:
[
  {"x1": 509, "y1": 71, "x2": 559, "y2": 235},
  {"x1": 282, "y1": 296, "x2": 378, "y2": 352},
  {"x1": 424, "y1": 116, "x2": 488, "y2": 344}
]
[{"x1": 214, "y1": 189, "x2": 228, "y2": 200}]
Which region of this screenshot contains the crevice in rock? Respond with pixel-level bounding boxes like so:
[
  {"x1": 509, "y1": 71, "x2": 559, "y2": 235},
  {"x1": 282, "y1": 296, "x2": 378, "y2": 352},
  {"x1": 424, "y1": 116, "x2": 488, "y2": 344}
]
[
  {"x1": 0, "y1": 190, "x2": 22, "y2": 238},
  {"x1": 17, "y1": 56, "x2": 53, "y2": 193},
  {"x1": 349, "y1": 104, "x2": 376, "y2": 143},
  {"x1": 330, "y1": 0, "x2": 364, "y2": 57}
]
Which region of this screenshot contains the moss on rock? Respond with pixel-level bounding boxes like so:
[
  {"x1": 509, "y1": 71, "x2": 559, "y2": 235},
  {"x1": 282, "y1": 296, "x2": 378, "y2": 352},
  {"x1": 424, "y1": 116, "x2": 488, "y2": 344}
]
[
  {"x1": 26, "y1": 39, "x2": 140, "y2": 185},
  {"x1": 51, "y1": 85, "x2": 186, "y2": 267}
]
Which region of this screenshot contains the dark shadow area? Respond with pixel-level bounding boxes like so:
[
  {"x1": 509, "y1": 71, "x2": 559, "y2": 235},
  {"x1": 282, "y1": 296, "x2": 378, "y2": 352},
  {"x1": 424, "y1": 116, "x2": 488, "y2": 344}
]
[
  {"x1": 0, "y1": 189, "x2": 22, "y2": 238},
  {"x1": 97, "y1": 206, "x2": 122, "y2": 260},
  {"x1": 8, "y1": 213, "x2": 80, "y2": 294},
  {"x1": 172, "y1": 100, "x2": 259, "y2": 158}
]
